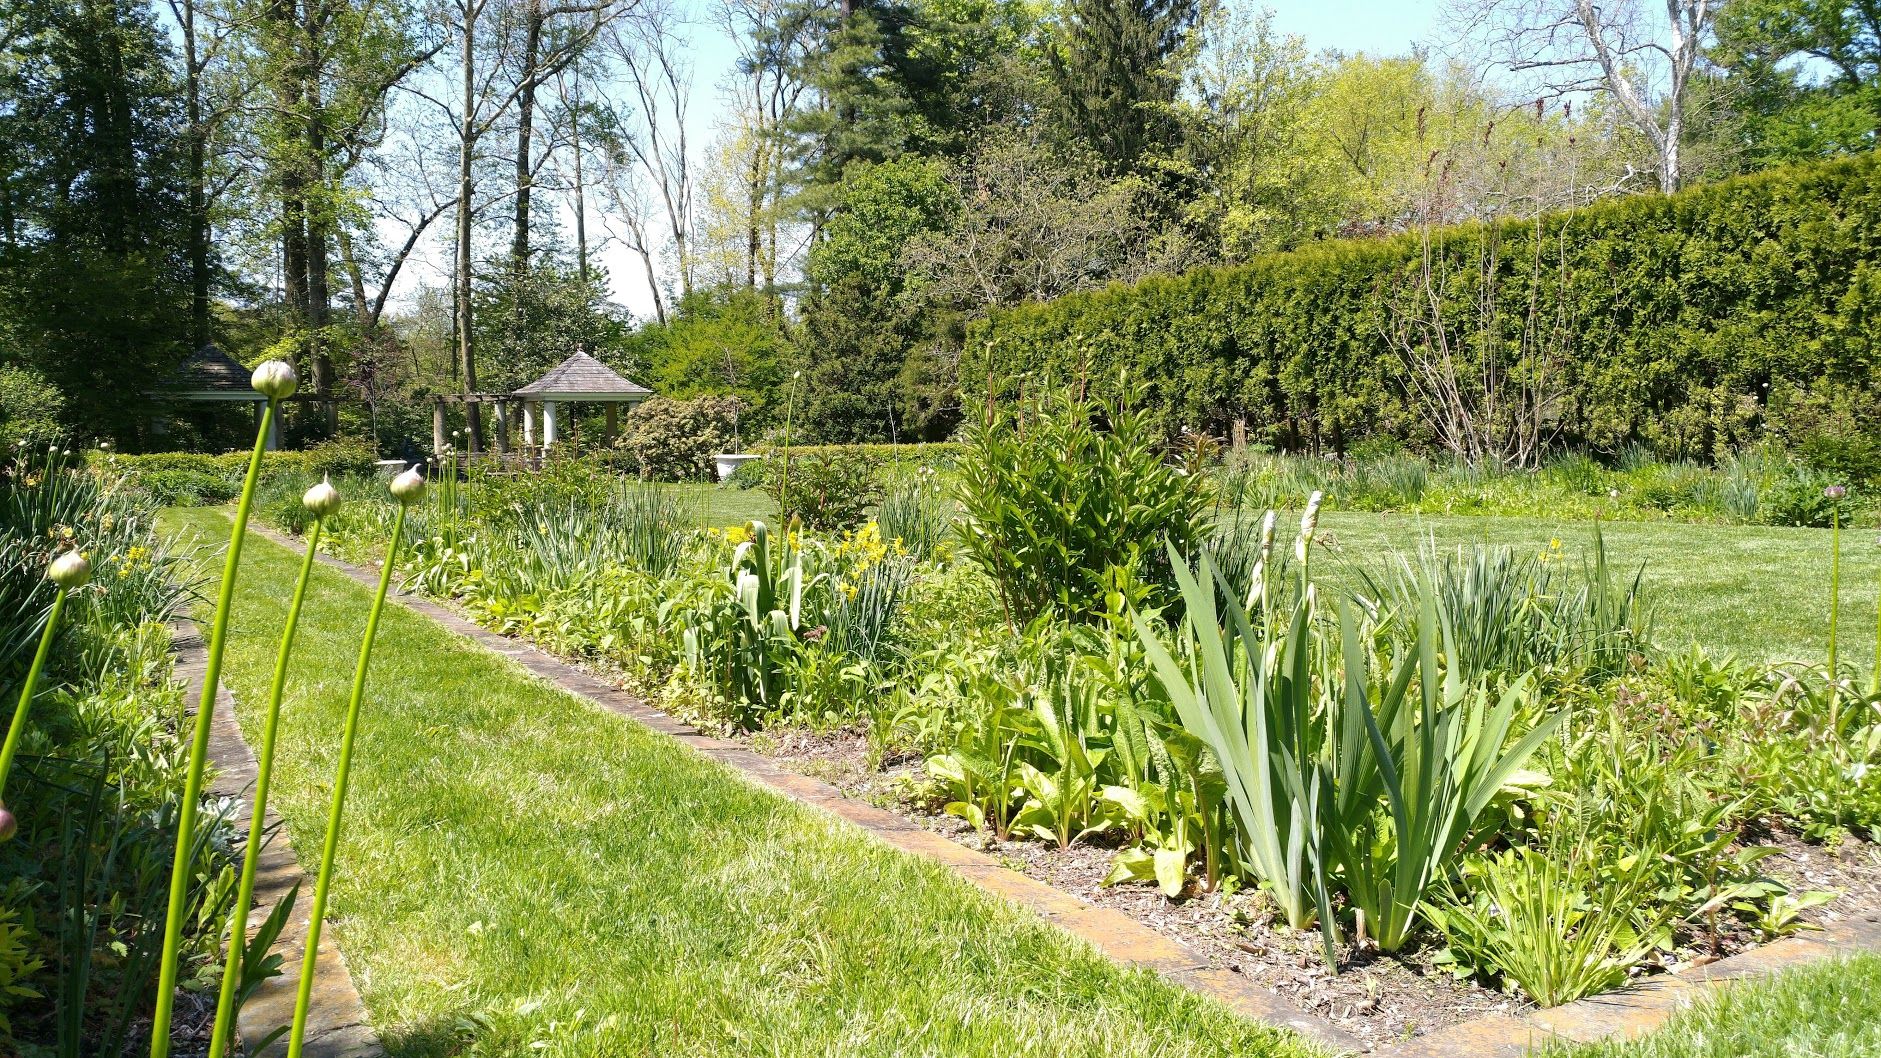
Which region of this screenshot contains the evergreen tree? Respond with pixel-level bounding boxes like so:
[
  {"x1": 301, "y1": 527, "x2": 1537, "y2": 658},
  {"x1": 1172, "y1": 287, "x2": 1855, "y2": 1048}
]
[
  {"x1": 0, "y1": 0, "x2": 191, "y2": 442},
  {"x1": 1046, "y1": 0, "x2": 1202, "y2": 174}
]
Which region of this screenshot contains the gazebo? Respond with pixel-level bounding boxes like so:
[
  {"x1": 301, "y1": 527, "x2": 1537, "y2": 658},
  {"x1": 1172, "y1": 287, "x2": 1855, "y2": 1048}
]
[
  {"x1": 511, "y1": 350, "x2": 652, "y2": 452},
  {"x1": 149, "y1": 344, "x2": 280, "y2": 450}
]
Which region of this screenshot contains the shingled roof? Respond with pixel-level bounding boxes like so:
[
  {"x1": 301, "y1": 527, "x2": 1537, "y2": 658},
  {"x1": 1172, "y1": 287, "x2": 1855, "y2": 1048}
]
[
  {"x1": 155, "y1": 344, "x2": 266, "y2": 400},
  {"x1": 513, "y1": 350, "x2": 652, "y2": 400}
]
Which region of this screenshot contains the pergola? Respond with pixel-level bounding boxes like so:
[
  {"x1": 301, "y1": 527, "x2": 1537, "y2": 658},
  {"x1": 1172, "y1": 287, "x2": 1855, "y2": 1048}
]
[
  {"x1": 434, "y1": 351, "x2": 652, "y2": 462},
  {"x1": 149, "y1": 344, "x2": 281, "y2": 450}
]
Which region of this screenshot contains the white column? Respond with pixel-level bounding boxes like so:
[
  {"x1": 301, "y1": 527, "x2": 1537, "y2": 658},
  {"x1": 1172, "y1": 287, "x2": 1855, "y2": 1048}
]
[
  {"x1": 265, "y1": 403, "x2": 281, "y2": 451},
  {"x1": 543, "y1": 401, "x2": 559, "y2": 447},
  {"x1": 523, "y1": 403, "x2": 536, "y2": 448}
]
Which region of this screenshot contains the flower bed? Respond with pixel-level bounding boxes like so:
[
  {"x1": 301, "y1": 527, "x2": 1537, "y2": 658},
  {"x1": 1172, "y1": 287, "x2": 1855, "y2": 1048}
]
[{"x1": 248, "y1": 391, "x2": 1881, "y2": 1047}]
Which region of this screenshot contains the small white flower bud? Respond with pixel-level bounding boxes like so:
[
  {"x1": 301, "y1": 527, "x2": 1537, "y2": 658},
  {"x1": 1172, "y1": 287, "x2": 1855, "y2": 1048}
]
[
  {"x1": 251, "y1": 359, "x2": 300, "y2": 400},
  {"x1": 303, "y1": 476, "x2": 343, "y2": 518},
  {"x1": 389, "y1": 468, "x2": 426, "y2": 505},
  {"x1": 1294, "y1": 491, "x2": 1323, "y2": 563},
  {"x1": 48, "y1": 551, "x2": 91, "y2": 590},
  {"x1": 0, "y1": 803, "x2": 15, "y2": 842}
]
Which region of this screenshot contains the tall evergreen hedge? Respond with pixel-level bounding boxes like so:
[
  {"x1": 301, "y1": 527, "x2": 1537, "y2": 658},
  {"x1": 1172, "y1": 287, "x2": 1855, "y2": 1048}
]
[{"x1": 964, "y1": 153, "x2": 1881, "y2": 457}]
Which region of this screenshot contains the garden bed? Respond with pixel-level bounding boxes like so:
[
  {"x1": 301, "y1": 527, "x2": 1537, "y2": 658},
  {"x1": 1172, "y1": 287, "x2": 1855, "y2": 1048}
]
[{"x1": 737, "y1": 725, "x2": 1881, "y2": 1048}]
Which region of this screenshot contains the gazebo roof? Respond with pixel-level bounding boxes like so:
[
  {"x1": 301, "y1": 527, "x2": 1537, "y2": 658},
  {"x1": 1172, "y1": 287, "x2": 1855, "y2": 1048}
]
[
  {"x1": 513, "y1": 351, "x2": 651, "y2": 401},
  {"x1": 155, "y1": 344, "x2": 266, "y2": 402}
]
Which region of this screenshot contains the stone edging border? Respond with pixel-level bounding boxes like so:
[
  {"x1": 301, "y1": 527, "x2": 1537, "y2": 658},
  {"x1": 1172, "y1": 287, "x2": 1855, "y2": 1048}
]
[
  {"x1": 173, "y1": 618, "x2": 382, "y2": 1057},
  {"x1": 245, "y1": 521, "x2": 1881, "y2": 1057}
]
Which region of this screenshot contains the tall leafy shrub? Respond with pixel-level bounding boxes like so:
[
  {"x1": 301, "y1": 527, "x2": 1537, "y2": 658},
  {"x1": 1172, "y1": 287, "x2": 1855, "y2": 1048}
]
[{"x1": 956, "y1": 385, "x2": 1210, "y2": 624}]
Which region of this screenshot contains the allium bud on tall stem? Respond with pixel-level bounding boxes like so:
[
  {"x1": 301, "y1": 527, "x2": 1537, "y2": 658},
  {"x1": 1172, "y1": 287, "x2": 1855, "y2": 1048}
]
[
  {"x1": 151, "y1": 371, "x2": 283, "y2": 1058},
  {"x1": 286, "y1": 479, "x2": 411, "y2": 1058},
  {"x1": 207, "y1": 481, "x2": 338, "y2": 1057},
  {"x1": 0, "y1": 551, "x2": 87, "y2": 827},
  {"x1": 250, "y1": 359, "x2": 300, "y2": 401}
]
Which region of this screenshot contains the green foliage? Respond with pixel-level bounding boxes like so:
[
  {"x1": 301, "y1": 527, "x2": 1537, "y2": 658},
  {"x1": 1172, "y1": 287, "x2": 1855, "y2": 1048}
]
[
  {"x1": 876, "y1": 469, "x2": 951, "y2": 561},
  {"x1": 0, "y1": 447, "x2": 233, "y2": 1053},
  {"x1": 1046, "y1": 0, "x2": 1198, "y2": 173},
  {"x1": 955, "y1": 385, "x2": 1210, "y2": 623},
  {"x1": 1137, "y1": 540, "x2": 1561, "y2": 960},
  {"x1": 762, "y1": 450, "x2": 884, "y2": 530},
  {"x1": 1429, "y1": 844, "x2": 1673, "y2": 1008},
  {"x1": 0, "y1": 367, "x2": 67, "y2": 449},
  {"x1": 0, "y1": 0, "x2": 190, "y2": 444},
  {"x1": 0, "y1": 892, "x2": 43, "y2": 1035},
  {"x1": 684, "y1": 521, "x2": 823, "y2": 725},
  {"x1": 629, "y1": 287, "x2": 791, "y2": 433},
  {"x1": 967, "y1": 153, "x2": 1881, "y2": 456},
  {"x1": 617, "y1": 395, "x2": 743, "y2": 481},
  {"x1": 471, "y1": 257, "x2": 628, "y2": 391}
]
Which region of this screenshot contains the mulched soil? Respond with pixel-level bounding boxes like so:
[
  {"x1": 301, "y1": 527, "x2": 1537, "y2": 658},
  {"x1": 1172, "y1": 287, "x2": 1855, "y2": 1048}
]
[{"x1": 741, "y1": 723, "x2": 1881, "y2": 1049}]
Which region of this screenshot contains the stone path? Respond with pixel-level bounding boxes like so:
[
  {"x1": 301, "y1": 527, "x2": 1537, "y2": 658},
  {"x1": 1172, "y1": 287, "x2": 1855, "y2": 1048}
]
[
  {"x1": 243, "y1": 521, "x2": 1881, "y2": 1057},
  {"x1": 178, "y1": 619, "x2": 381, "y2": 1057}
]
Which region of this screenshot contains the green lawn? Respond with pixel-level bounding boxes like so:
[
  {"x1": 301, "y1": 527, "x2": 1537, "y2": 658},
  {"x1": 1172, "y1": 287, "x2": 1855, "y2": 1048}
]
[
  {"x1": 1547, "y1": 954, "x2": 1881, "y2": 1058},
  {"x1": 1314, "y1": 512, "x2": 1874, "y2": 669},
  {"x1": 670, "y1": 481, "x2": 776, "y2": 527},
  {"x1": 673, "y1": 488, "x2": 1874, "y2": 668},
  {"x1": 161, "y1": 508, "x2": 1313, "y2": 1058}
]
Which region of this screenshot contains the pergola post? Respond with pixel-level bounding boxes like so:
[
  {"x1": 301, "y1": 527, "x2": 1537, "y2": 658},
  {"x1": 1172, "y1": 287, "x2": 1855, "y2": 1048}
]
[
  {"x1": 523, "y1": 402, "x2": 536, "y2": 449},
  {"x1": 493, "y1": 401, "x2": 510, "y2": 458},
  {"x1": 543, "y1": 401, "x2": 559, "y2": 448},
  {"x1": 605, "y1": 403, "x2": 618, "y2": 444},
  {"x1": 433, "y1": 400, "x2": 447, "y2": 459}
]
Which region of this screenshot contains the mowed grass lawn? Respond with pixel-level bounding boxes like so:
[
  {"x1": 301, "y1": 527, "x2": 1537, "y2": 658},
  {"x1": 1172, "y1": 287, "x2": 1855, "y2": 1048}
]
[
  {"x1": 1548, "y1": 954, "x2": 1881, "y2": 1058},
  {"x1": 1314, "y1": 512, "x2": 1874, "y2": 669},
  {"x1": 678, "y1": 482, "x2": 1874, "y2": 668},
  {"x1": 161, "y1": 509, "x2": 1315, "y2": 1058}
]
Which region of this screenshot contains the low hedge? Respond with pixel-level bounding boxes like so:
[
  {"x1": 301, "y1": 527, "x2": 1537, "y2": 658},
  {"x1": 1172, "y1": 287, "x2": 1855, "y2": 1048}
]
[
  {"x1": 966, "y1": 151, "x2": 1881, "y2": 459},
  {"x1": 102, "y1": 440, "x2": 380, "y2": 505}
]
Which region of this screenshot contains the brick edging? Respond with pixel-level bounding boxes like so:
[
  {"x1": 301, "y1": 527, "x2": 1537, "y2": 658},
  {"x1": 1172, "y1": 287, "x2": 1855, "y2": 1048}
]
[
  {"x1": 244, "y1": 520, "x2": 1881, "y2": 1057},
  {"x1": 174, "y1": 618, "x2": 382, "y2": 1057}
]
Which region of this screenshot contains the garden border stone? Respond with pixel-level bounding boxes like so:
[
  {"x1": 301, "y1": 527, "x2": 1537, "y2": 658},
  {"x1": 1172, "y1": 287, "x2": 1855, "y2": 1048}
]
[
  {"x1": 242, "y1": 521, "x2": 1881, "y2": 1057},
  {"x1": 173, "y1": 618, "x2": 382, "y2": 1058}
]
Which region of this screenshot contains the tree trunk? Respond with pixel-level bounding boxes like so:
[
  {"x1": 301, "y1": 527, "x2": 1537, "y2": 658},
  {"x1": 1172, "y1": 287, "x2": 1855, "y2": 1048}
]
[
  {"x1": 569, "y1": 74, "x2": 589, "y2": 283},
  {"x1": 512, "y1": 0, "x2": 543, "y2": 275},
  {"x1": 181, "y1": 0, "x2": 210, "y2": 350},
  {"x1": 457, "y1": 2, "x2": 484, "y2": 451}
]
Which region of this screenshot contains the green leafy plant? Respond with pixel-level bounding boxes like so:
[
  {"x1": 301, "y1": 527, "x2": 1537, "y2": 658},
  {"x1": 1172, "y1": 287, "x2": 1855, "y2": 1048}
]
[
  {"x1": 958, "y1": 383, "x2": 1209, "y2": 625},
  {"x1": 616, "y1": 395, "x2": 742, "y2": 480},
  {"x1": 1138, "y1": 508, "x2": 1562, "y2": 961},
  {"x1": 760, "y1": 449, "x2": 883, "y2": 530},
  {"x1": 1429, "y1": 842, "x2": 1674, "y2": 1007},
  {"x1": 683, "y1": 520, "x2": 825, "y2": 725}
]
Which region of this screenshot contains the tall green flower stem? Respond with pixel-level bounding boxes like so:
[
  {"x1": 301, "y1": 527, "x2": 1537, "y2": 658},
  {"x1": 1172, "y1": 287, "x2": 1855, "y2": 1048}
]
[
  {"x1": 206, "y1": 516, "x2": 325, "y2": 1057},
  {"x1": 150, "y1": 397, "x2": 278, "y2": 1058},
  {"x1": 780, "y1": 370, "x2": 800, "y2": 517},
  {"x1": 1827, "y1": 490, "x2": 1844, "y2": 705},
  {"x1": 285, "y1": 500, "x2": 408, "y2": 1058},
  {"x1": 0, "y1": 588, "x2": 68, "y2": 804}
]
